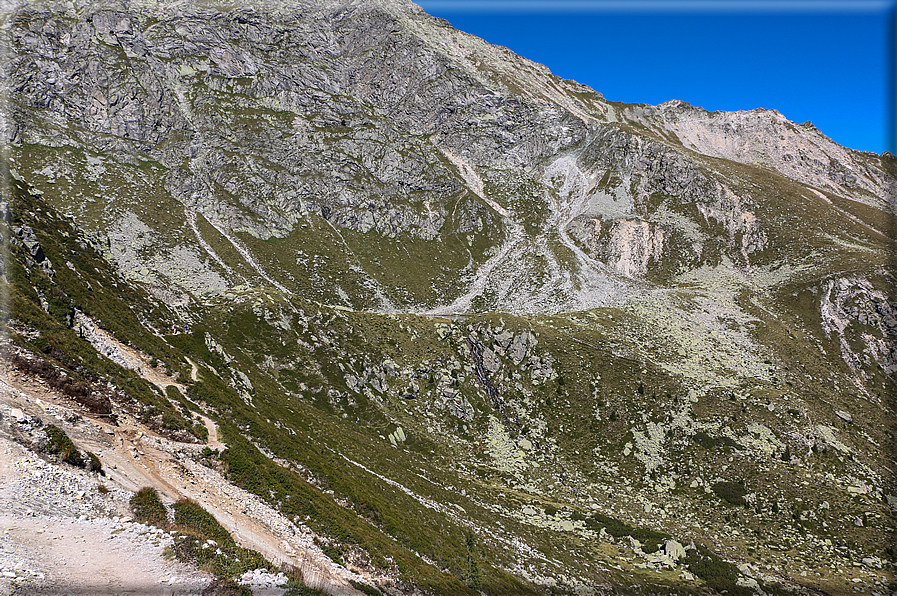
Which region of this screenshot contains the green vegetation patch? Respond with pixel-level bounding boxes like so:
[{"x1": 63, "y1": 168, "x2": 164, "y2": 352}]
[
  {"x1": 172, "y1": 499, "x2": 233, "y2": 545},
  {"x1": 693, "y1": 431, "x2": 743, "y2": 451},
  {"x1": 217, "y1": 429, "x2": 482, "y2": 594},
  {"x1": 169, "y1": 498, "x2": 269, "y2": 579},
  {"x1": 581, "y1": 511, "x2": 668, "y2": 548},
  {"x1": 684, "y1": 545, "x2": 752, "y2": 595},
  {"x1": 711, "y1": 481, "x2": 748, "y2": 507},
  {"x1": 44, "y1": 424, "x2": 84, "y2": 467},
  {"x1": 130, "y1": 487, "x2": 168, "y2": 526}
]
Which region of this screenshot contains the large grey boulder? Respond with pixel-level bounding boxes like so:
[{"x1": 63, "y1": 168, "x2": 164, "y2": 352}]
[
  {"x1": 15, "y1": 225, "x2": 46, "y2": 263},
  {"x1": 14, "y1": 225, "x2": 53, "y2": 274},
  {"x1": 664, "y1": 539, "x2": 686, "y2": 562}
]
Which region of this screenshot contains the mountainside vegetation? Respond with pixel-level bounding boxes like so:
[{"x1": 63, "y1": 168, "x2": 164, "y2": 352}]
[{"x1": 2, "y1": 0, "x2": 895, "y2": 594}]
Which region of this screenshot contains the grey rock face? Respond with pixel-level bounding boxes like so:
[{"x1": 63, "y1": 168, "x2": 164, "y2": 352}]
[
  {"x1": 9, "y1": 0, "x2": 894, "y2": 317},
  {"x1": 14, "y1": 227, "x2": 45, "y2": 264},
  {"x1": 481, "y1": 346, "x2": 501, "y2": 374},
  {"x1": 566, "y1": 216, "x2": 664, "y2": 278},
  {"x1": 819, "y1": 276, "x2": 897, "y2": 379},
  {"x1": 15, "y1": 0, "x2": 892, "y2": 313},
  {"x1": 507, "y1": 332, "x2": 534, "y2": 365},
  {"x1": 14, "y1": 226, "x2": 53, "y2": 274}
]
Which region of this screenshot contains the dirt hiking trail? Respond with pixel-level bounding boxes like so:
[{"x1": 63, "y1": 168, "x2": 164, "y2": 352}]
[{"x1": 1, "y1": 319, "x2": 368, "y2": 596}]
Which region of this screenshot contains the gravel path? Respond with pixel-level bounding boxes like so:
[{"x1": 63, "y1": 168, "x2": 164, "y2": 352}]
[
  {"x1": 0, "y1": 346, "x2": 368, "y2": 596},
  {"x1": 0, "y1": 432, "x2": 211, "y2": 595}
]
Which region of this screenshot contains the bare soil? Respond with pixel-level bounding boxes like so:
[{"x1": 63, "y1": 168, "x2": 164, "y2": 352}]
[{"x1": 0, "y1": 329, "x2": 366, "y2": 596}]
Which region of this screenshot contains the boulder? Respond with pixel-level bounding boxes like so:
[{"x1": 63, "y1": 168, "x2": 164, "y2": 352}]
[
  {"x1": 835, "y1": 410, "x2": 853, "y2": 423},
  {"x1": 508, "y1": 338, "x2": 527, "y2": 364},
  {"x1": 887, "y1": 494, "x2": 897, "y2": 510},
  {"x1": 14, "y1": 225, "x2": 52, "y2": 273},
  {"x1": 482, "y1": 347, "x2": 501, "y2": 373},
  {"x1": 664, "y1": 539, "x2": 686, "y2": 561},
  {"x1": 494, "y1": 329, "x2": 514, "y2": 350},
  {"x1": 736, "y1": 577, "x2": 761, "y2": 591}
]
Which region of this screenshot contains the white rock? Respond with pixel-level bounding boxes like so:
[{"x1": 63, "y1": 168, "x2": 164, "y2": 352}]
[
  {"x1": 737, "y1": 576, "x2": 760, "y2": 590},
  {"x1": 664, "y1": 539, "x2": 686, "y2": 561}
]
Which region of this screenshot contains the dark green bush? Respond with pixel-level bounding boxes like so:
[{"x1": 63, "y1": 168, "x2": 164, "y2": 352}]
[
  {"x1": 172, "y1": 499, "x2": 232, "y2": 545},
  {"x1": 130, "y1": 487, "x2": 168, "y2": 526},
  {"x1": 192, "y1": 422, "x2": 210, "y2": 442},
  {"x1": 693, "y1": 431, "x2": 743, "y2": 451},
  {"x1": 464, "y1": 532, "x2": 482, "y2": 588},
  {"x1": 584, "y1": 512, "x2": 667, "y2": 547},
  {"x1": 86, "y1": 451, "x2": 104, "y2": 475},
  {"x1": 45, "y1": 424, "x2": 84, "y2": 467},
  {"x1": 712, "y1": 481, "x2": 748, "y2": 506},
  {"x1": 685, "y1": 546, "x2": 752, "y2": 595}
]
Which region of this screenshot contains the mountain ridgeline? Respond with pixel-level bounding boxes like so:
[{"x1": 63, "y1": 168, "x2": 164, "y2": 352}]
[{"x1": 3, "y1": 0, "x2": 896, "y2": 594}]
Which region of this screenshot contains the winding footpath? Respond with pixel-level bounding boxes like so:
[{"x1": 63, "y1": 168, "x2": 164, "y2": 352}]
[{"x1": 0, "y1": 320, "x2": 367, "y2": 596}]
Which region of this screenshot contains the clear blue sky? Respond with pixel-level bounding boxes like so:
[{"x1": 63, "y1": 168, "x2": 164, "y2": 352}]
[{"x1": 416, "y1": 1, "x2": 896, "y2": 154}]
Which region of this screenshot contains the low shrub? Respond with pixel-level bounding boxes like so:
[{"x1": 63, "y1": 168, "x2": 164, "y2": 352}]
[
  {"x1": 192, "y1": 422, "x2": 209, "y2": 443},
  {"x1": 45, "y1": 424, "x2": 84, "y2": 467},
  {"x1": 172, "y1": 499, "x2": 232, "y2": 545},
  {"x1": 86, "y1": 451, "x2": 104, "y2": 475},
  {"x1": 685, "y1": 545, "x2": 752, "y2": 595},
  {"x1": 693, "y1": 431, "x2": 743, "y2": 451},
  {"x1": 130, "y1": 487, "x2": 168, "y2": 526},
  {"x1": 712, "y1": 481, "x2": 748, "y2": 506}
]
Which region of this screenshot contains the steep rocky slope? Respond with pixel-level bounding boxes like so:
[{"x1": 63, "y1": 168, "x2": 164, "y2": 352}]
[{"x1": 2, "y1": 0, "x2": 896, "y2": 594}]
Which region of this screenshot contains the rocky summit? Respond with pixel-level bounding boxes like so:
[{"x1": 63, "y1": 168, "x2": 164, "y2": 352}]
[{"x1": 1, "y1": 0, "x2": 896, "y2": 594}]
